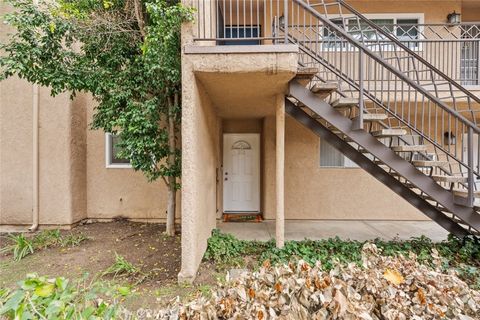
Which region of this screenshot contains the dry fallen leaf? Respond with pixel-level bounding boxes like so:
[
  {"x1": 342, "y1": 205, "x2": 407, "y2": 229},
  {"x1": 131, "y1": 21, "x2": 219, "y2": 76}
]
[
  {"x1": 141, "y1": 244, "x2": 480, "y2": 320},
  {"x1": 383, "y1": 268, "x2": 405, "y2": 286}
]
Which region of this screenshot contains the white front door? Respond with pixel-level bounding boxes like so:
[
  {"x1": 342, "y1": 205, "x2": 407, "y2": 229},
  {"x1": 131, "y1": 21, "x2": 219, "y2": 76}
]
[{"x1": 223, "y1": 133, "x2": 260, "y2": 212}]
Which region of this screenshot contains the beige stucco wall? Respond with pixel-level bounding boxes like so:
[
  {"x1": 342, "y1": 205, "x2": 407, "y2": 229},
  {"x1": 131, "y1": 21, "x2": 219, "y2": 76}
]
[
  {"x1": 84, "y1": 96, "x2": 176, "y2": 221},
  {"x1": 179, "y1": 27, "x2": 221, "y2": 281},
  {"x1": 0, "y1": 78, "x2": 88, "y2": 227}
]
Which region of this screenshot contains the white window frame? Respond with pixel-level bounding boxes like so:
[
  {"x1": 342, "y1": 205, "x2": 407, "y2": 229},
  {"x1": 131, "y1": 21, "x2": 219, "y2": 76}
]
[
  {"x1": 105, "y1": 133, "x2": 132, "y2": 169},
  {"x1": 321, "y1": 13, "x2": 425, "y2": 52}
]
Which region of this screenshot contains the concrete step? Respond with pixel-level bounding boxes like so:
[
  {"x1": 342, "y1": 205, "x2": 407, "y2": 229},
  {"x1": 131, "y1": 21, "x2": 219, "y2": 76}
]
[
  {"x1": 412, "y1": 160, "x2": 449, "y2": 168},
  {"x1": 351, "y1": 113, "x2": 389, "y2": 124},
  {"x1": 452, "y1": 189, "x2": 480, "y2": 198},
  {"x1": 331, "y1": 97, "x2": 359, "y2": 109},
  {"x1": 391, "y1": 145, "x2": 428, "y2": 152},
  {"x1": 295, "y1": 67, "x2": 319, "y2": 86},
  {"x1": 431, "y1": 175, "x2": 468, "y2": 183},
  {"x1": 363, "y1": 113, "x2": 389, "y2": 122},
  {"x1": 310, "y1": 82, "x2": 338, "y2": 99},
  {"x1": 372, "y1": 129, "x2": 407, "y2": 138}
]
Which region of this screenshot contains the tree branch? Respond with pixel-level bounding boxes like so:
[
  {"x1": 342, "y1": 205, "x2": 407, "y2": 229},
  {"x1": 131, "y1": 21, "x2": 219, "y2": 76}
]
[{"x1": 133, "y1": 0, "x2": 146, "y2": 39}]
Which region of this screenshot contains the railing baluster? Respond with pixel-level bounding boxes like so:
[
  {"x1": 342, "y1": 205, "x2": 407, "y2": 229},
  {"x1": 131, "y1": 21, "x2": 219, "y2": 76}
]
[
  {"x1": 468, "y1": 126, "x2": 475, "y2": 207},
  {"x1": 354, "y1": 50, "x2": 364, "y2": 130}
]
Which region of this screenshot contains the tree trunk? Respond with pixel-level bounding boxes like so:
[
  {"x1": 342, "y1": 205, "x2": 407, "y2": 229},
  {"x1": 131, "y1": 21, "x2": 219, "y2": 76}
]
[
  {"x1": 166, "y1": 178, "x2": 176, "y2": 236},
  {"x1": 165, "y1": 93, "x2": 178, "y2": 236}
]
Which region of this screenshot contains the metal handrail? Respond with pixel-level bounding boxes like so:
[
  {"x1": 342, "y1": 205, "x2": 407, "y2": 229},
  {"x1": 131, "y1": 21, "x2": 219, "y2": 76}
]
[
  {"x1": 294, "y1": 0, "x2": 480, "y2": 132},
  {"x1": 337, "y1": 0, "x2": 480, "y2": 105},
  {"x1": 290, "y1": 0, "x2": 479, "y2": 203}
]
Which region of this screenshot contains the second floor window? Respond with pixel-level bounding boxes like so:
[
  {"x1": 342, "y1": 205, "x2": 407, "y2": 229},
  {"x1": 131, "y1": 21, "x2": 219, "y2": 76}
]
[
  {"x1": 322, "y1": 16, "x2": 421, "y2": 50},
  {"x1": 222, "y1": 25, "x2": 261, "y2": 45}
]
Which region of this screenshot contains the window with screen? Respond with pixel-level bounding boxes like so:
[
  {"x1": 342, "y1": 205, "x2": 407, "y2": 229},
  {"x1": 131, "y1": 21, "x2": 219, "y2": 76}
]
[
  {"x1": 320, "y1": 139, "x2": 358, "y2": 168},
  {"x1": 105, "y1": 133, "x2": 131, "y2": 168}
]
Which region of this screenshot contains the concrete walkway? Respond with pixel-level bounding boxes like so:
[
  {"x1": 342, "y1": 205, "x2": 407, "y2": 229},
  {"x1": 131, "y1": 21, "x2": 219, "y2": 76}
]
[{"x1": 217, "y1": 220, "x2": 449, "y2": 242}]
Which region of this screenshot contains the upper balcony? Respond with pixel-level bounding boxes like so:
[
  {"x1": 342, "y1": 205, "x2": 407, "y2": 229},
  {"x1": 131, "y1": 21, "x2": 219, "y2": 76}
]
[{"x1": 187, "y1": 0, "x2": 480, "y2": 87}]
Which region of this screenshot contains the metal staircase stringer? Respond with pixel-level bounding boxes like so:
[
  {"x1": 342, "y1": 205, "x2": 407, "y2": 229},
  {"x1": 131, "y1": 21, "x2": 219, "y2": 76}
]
[
  {"x1": 288, "y1": 81, "x2": 480, "y2": 234},
  {"x1": 285, "y1": 99, "x2": 469, "y2": 238}
]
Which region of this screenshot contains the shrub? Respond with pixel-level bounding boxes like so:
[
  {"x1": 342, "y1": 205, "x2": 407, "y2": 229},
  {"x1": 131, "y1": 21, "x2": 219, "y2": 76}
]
[{"x1": 0, "y1": 274, "x2": 128, "y2": 319}]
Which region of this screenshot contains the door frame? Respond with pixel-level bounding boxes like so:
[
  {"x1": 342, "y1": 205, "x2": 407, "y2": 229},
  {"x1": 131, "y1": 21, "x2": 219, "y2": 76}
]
[{"x1": 222, "y1": 133, "x2": 261, "y2": 213}]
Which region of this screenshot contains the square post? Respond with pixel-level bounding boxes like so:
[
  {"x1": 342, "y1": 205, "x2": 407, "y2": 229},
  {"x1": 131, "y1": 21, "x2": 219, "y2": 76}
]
[{"x1": 276, "y1": 95, "x2": 285, "y2": 248}]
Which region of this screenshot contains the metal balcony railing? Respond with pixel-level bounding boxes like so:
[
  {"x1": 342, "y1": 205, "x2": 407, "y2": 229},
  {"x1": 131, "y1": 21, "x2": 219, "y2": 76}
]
[{"x1": 189, "y1": 0, "x2": 480, "y2": 85}]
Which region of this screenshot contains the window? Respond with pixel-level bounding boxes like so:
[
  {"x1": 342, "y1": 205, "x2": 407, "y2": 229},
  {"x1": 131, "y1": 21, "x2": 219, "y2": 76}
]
[
  {"x1": 105, "y1": 133, "x2": 131, "y2": 168},
  {"x1": 222, "y1": 25, "x2": 261, "y2": 45},
  {"x1": 322, "y1": 15, "x2": 422, "y2": 50},
  {"x1": 320, "y1": 139, "x2": 358, "y2": 168}
]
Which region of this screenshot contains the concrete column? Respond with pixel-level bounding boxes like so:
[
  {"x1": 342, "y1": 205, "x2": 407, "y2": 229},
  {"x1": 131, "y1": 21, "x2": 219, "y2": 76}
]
[{"x1": 275, "y1": 94, "x2": 285, "y2": 248}]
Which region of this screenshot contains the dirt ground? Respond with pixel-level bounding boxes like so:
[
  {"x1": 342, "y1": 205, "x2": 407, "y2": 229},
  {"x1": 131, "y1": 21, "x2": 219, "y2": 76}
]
[{"x1": 0, "y1": 220, "x2": 219, "y2": 309}]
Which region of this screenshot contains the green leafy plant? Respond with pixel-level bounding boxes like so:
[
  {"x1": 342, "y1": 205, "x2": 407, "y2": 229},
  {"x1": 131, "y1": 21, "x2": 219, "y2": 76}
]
[
  {"x1": 0, "y1": 234, "x2": 34, "y2": 261},
  {"x1": 1, "y1": 0, "x2": 194, "y2": 236},
  {"x1": 0, "y1": 273, "x2": 128, "y2": 319},
  {"x1": 103, "y1": 253, "x2": 140, "y2": 278},
  {"x1": 57, "y1": 233, "x2": 89, "y2": 247},
  {"x1": 32, "y1": 229, "x2": 62, "y2": 249}
]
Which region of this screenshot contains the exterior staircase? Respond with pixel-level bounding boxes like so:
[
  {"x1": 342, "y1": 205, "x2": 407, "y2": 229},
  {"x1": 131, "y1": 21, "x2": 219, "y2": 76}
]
[{"x1": 284, "y1": 0, "x2": 480, "y2": 237}]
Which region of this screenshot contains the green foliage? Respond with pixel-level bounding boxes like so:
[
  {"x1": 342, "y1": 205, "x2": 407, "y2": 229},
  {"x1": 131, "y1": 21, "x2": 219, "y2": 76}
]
[
  {"x1": 1, "y1": 230, "x2": 89, "y2": 261},
  {"x1": 0, "y1": 0, "x2": 194, "y2": 185},
  {"x1": 204, "y1": 230, "x2": 480, "y2": 289},
  {"x1": 0, "y1": 234, "x2": 34, "y2": 261},
  {"x1": 0, "y1": 273, "x2": 128, "y2": 319},
  {"x1": 103, "y1": 253, "x2": 140, "y2": 278},
  {"x1": 203, "y1": 229, "x2": 270, "y2": 268}
]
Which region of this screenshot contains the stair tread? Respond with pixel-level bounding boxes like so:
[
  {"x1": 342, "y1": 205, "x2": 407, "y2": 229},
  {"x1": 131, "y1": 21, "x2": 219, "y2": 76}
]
[
  {"x1": 372, "y1": 129, "x2": 407, "y2": 137},
  {"x1": 452, "y1": 189, "x2": 480, "y2": 197},
  {"x1": 310, "y1": 82, "x2": 338, "y2": 93},
  {"x1": 392, "y1": 145, "x2": 428, "y2": 152},
  {"x1": 412, "y1": 160, "x2": 449, "y2": 167},
  {"x1": 361, "y1": 113, "x2": 389, "y2": 121},
  {"x1": 431, "y1": 175, "x2": 468, "y2": 183},
  {"x1": 295, "y1": 67, "x2": 319, "y2": 86},
  {"x1": 332, "y1": 97, "x2": 359, "y2": 108}
]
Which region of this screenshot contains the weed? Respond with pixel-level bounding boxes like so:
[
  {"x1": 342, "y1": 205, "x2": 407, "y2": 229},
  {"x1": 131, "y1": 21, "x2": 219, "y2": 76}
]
[
  {"x1": 58, "y1": 233, "x2": 89, "y2": 247},
  {"x1": 103, "y1": 253, "x2": 140, "y2": 278},
  {"x1": 196, "y1": 284, "x2": 213, "y2": 298},
  {"x1": 0, "y1": 234, "x2": 34, "y2": 261},
  {"x1": 32, "y1": 229, "x2": 61, "y2": 249}
]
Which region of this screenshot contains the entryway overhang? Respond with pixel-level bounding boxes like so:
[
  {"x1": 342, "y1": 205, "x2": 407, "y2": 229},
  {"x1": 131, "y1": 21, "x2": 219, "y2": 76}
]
[{"x1": 183, "y1": 44, "x2": 299, "y2": 118}]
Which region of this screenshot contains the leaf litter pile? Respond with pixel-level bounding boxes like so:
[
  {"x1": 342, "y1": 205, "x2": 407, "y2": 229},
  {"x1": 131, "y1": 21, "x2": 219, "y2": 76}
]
[{"x1": 152, "y1": 244, "x2": 479, "y2": 319}]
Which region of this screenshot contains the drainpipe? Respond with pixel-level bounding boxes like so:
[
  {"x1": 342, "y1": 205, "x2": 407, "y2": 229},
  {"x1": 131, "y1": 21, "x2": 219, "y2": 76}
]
[
  {"x1": 29, "y1": 0, "x2": 40, "y2": 232},
  {"x1": 29, "y1": 83, "x2": 39, "y2": 232}
]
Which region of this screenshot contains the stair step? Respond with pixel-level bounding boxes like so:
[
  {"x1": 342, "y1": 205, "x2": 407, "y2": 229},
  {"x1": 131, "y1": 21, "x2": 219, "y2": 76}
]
[
  {"x1": 310, "y1": 82, "x2": 338, "y2": 99},
  {"x1": 372, "y1": 129, "x2": 407, "y2": 138},
  {"x1": 295, "y1": 67, "x2": 319, "y2": 86},
  {"x1": 352, "y1": 113, "x2": 388, "y2": 123},
  {"x1": 412, "y1": 160, "x2": 449, "y2": 168},
  {"x1": 331, "y1": 97, "x2": 359, "y2": 108},
  {"x1": 363, "y1": 113, "x2": 389, "y2": 122},
  {"x1": 431, "y1": 175, "x2": 468, "y2": 183},
  {"x1": 391, "y1": 145, "x2": 428, "y2": 152},
  {"x1": 452, "y1": 189, "x2": 480, "y2": 198}
]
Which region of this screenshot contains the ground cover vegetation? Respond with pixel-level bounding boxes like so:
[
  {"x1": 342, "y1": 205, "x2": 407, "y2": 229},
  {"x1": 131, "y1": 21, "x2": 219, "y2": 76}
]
[
  {"x1": 204, "y1": 229, "x2": 480, "y2": 290},
  {"x1": 0, "y1": 229, "x2": 88, "y2": 261},
  {"x1": 1, "y1": 225, "x2": 479, "y2": 318}
]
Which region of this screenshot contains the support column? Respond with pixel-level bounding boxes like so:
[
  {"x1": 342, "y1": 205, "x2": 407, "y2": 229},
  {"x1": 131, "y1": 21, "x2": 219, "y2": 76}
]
[{"x1": 275, "y1": 95, "x2": 285, "y2": 248}]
